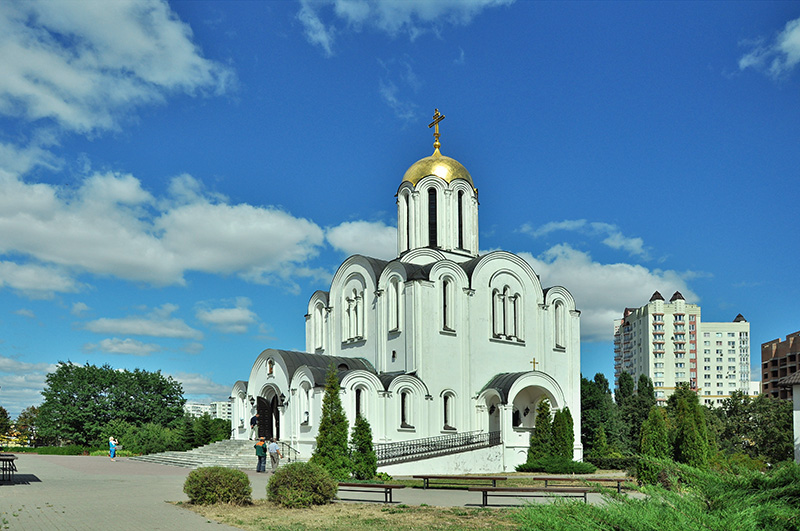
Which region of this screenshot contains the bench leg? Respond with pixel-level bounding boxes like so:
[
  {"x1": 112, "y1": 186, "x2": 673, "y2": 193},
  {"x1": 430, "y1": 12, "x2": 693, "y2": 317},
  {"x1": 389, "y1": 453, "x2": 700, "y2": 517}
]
[{"x1": 482, "y1": 491, "x2": 488, "y2": 507}]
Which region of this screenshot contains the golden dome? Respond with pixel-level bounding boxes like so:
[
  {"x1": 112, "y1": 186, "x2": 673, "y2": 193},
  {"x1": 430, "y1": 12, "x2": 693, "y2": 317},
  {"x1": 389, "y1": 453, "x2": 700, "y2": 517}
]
[{"x1": 401, "y1": 148, "x2": 475, "y2": 191}]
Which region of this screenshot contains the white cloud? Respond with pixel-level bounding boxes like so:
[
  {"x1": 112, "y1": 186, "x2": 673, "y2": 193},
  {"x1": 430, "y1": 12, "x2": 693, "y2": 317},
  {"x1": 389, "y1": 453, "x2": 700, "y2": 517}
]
[
  {"x1": 327, "y1": 220, "x2": 397, "y2": 259},
  {"x1": 83, "y1": 304, "x2": 203, "y2": 340},
  {"x1": 739, "y1": 16, "x2": 800, "y2": 78},
  {"x1": 71, "y1": 302, "x2": 90, "y2": 316},
  {"x1": 0, "y1": 172, "x2": 326, "y2": 297},
  {"x1": 14, "y1": 309, "x2": 35, "y2": 318},
  {"x1": 520, "y1": 219, "x2": 649, "y2": 259},
  {"x1": 0, "y1": 355, "x2": 57, "y2": 417},
  {"x1": 170, "y1": 371, "x2": 230, "y2": 398},
  {"x1": 83, "y1": 338, "x2": 162, "y2": 356},
  {"x1": 519, "y1": 244, "x2": 699, "y2": 342},
  {"x1": 297, "y1": 0, "x2": 514, "y2": 54},
  {"x1": 196, "y1": 297, "x2": 258, "y2": 334},
  {"x1": 0, "y1": 0, "x2": 233, "y2": 134}
]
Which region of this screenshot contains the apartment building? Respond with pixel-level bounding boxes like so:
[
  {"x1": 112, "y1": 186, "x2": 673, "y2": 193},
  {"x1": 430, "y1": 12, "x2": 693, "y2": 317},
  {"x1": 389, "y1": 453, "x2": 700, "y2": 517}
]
[
  {"x1": 762, "y1": 331, "x2": 800, "y2": 400},
  {"x1": 184, "y1": 400, "x2": 232, "y2": 421},
  {"x1": 614, "y1": 291, "x2": 751, "y2": 406}
]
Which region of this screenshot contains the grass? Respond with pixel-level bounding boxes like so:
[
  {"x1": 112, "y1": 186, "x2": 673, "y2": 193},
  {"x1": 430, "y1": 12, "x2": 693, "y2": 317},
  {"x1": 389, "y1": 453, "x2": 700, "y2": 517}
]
[{"x1": 185, "y1": 500, "x2": 518, "y2": 531}]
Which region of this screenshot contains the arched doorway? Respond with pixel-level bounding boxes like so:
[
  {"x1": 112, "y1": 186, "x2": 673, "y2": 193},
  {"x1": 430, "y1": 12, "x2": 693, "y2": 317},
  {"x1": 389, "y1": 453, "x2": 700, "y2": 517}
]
[{"x1": 256, "y1": 395, "x2": 280, "y2": 440}]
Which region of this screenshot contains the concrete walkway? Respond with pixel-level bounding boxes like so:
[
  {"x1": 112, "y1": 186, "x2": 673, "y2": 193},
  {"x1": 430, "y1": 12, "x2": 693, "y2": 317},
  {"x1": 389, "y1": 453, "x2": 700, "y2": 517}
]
[{"x1": 0, "y1": 454, "x2": 619, "y2": 530}]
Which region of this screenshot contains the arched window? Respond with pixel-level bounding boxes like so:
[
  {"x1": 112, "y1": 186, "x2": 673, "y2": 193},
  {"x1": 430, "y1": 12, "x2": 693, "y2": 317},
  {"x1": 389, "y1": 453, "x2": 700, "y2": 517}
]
[
  {"x1": 492, "y1": 289, "x2": 502, "y2": 337},
  {"x1": 314, "y1": 302, "x2": 324, "y2": 350},
  {"x1": 400, "y1": 193, "x2": 410, "y2": 251},
  {"x1": 400, "y1": 390, "x2": 413, "y2": 428},
  {"x1": 443, "y1": 393, "x2": 455, "y2": 430},
  {"x1": 355, "y1": 388, "x2": 363, "y2": 417},
  {"x1": 457, "y1": 190, "x2": 465, "y2": 250},
  {"x1": 388, "y1": 277, "x2": 400, "y2": 332},
  {"x1": 555, "y1": 301, "x2": 565, "y2": 348},
  {"x1": 427, "y1": 188, "x2": 438, "y2": 247},
  {"x1": 442, "y1": 279, "x2": 454, "y2": 331}
]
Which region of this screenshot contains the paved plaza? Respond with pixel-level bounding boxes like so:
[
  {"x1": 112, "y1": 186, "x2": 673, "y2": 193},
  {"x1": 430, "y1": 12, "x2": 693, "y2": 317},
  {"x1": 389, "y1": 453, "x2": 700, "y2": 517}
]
[{"x1": 1, "y1": 454, "x2": 619, "y2": 530}]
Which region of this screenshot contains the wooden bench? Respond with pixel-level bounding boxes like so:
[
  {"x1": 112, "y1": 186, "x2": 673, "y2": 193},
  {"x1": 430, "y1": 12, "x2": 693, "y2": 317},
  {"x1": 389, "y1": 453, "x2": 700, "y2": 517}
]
[
  {"x1": 412, "y1": 474, "x2": 507, "y2": 489},
  {"x1": 0, "y1": 454, "x2": 17, "y2": 482},
  {"x1": 337, "y1": 482, "x2": 405, "y2": 503},
  {"x1": 469, "y1": 485, "x2": 590, "y2": 506},
  {"x1": 525, "y1": 476, "x2": 631, "y2": 494}
]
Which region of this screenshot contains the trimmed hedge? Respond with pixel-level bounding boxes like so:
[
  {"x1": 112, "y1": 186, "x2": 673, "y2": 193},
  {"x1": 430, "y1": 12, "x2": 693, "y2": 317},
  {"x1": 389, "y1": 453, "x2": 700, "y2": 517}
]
[
  {"x1": 183, "y1": 466, "x2": 252, "y2": 505},
  {"x1": 516, "y1": 456, "x2": 597, "y2": 474},
  {"x1": 586, "y1": 456, "x2": 639, "y2": 472},
  {"x1": 267, "y1": 461, "x2": 337, "y2": 508}
]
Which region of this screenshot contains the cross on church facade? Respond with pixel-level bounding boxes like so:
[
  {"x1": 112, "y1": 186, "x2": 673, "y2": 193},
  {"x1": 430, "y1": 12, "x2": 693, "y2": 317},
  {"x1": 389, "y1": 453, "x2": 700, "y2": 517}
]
[
  {"x1": 529, "y1": 357, "x2": 539, "y2": 371},
  {"x1": 428, "y1": 108, "x2": 445, "y2": 150}
]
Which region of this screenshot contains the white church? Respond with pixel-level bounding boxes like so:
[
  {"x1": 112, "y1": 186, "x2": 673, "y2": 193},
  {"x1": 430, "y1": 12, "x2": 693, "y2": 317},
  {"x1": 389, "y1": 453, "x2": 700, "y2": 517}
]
[{"x1": 231, "y1": 111, "x2": 583, "y2": 473}]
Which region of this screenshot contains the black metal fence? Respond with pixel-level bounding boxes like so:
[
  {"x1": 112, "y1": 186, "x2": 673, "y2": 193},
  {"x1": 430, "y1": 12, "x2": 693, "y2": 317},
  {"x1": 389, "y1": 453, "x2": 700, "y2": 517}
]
[{"x1": 375, "y1": 430, "x2": 501, "y2": 465}]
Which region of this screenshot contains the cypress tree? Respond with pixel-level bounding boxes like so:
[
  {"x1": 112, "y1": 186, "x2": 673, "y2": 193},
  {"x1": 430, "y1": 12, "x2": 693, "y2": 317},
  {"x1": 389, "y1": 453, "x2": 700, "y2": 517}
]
[
  {"x1": 673, "y1": 397, "x2": 707, "y2": 468},
  {"x1": 591, "y1": 423, "x2": 609, "y2": 459},
  {"x1": 638, "y1": 405, "x2": 670, "y2": 484},
  {"x1": 349, "y1": 414, "x2": 377, "y2": 480},
  {"x1": 310, "y1": 365, "x2": 351, "y2": 480},
  {"x1": 527, "y1": 399, "x2": 553, "y2": 461},
  {"x1": 551, "y1": 408, "x2": 573, "y2": 459}
]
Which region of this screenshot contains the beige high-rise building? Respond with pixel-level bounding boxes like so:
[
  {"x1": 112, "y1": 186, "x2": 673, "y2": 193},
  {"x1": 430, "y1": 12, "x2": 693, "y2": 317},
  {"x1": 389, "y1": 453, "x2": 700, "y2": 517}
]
[{"x1": 614, "y1": 291, "x2": 751, "y2": 406}]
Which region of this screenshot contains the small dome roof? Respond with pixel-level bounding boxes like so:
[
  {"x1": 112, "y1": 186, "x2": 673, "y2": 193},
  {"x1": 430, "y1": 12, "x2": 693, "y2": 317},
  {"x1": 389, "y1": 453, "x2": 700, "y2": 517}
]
[{"x1": 401, "y1": 148, "x2": 475, "y2": 191}]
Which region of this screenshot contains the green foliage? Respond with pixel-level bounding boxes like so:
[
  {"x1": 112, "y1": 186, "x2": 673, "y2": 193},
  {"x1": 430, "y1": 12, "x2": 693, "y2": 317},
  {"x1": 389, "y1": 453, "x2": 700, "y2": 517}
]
[
  {"x1": 183, "y1": 466, "x2": 252, "y2": 505},
  {"x1": 712, "y1": 391, "x2": 793, "y2": 464},
  {"x1": 527, "y1": 399, "x2": 552, "y2": 461},
  {"x1": 349, "y1": 415, "x2": 377, "y2": 480},
  {"x1": 193, "y1": 413, "x2": 214, "y2": 447},
  {"x1": 585, "y1": 455, "x2": 639, "y2": 472},
  {"x1": 310, "y1": 365, "x2": 351, "y2": 480},
  {"x1": 267, "y1": 461, "x2": 337, "y2": 508},
  {"x1": 29, "y1": 445, "x2": 88, "y2": 455},
  {"x1": 126, "y1": 423, "x2": 181, "y2": 455},
  {"x1": 516, "y1": 455, "x2": 597, "y2": 474},
  {"x1": 616, "y1": 372, "x2": 634, "y2": 405},
  {"x1": 587, "y1": 423, "x2": 609, "y2": 460},
  {"x1": 0, "y1": 406, "x2": 11, "y2": 435},
  {"x1": 551, "y1": 408, "x2": 574, "y2": 459},
  {"x1": 15, "y1": 406, "x2": 39, "y2": 445},
  {"x1": 38, "y1": 362, "x2": 185, "y2": 446},
  {"x1": 514, "y1": 460, "x2": 800, "y2": 531},
  {"x1": 673, "y1": 396, "x2": 708, "y2": 468},
  {"x1": 581, "y1": 373, "x2": 628, "y2": 455},
  {"x1": 638, "y1": 405, "x2": 670, "y2": 484}
]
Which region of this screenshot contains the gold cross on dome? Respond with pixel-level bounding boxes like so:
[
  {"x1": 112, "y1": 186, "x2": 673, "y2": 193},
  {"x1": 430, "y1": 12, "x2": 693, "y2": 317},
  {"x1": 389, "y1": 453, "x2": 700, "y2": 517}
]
[
  {"x1": 428, "y1": 108, "x2": 445, "y2": 150},
  {"x1": 530, "y1": 357, "x2": 539, "y2": 371}
]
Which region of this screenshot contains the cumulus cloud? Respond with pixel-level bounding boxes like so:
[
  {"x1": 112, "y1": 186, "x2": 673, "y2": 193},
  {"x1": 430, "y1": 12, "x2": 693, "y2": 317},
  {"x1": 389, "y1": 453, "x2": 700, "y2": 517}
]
[
  {"x1": 327, "y1": 220, "x2": 397, "y2": 259},
  {"x1": 520, "y1": 244, "x2": 699, "y2": 342},
  {"x1": 14, "y1": 309, "x2": 35, "y2": 318},
  {"x1": 297, "y1": 0, "x2": 514, "y2": 54},
  {"x1": 170, "y1": 371, "x2": 230, "y2": 398},
  {"x1": 196, "y1": 297, "x2": 258, "y2": 334},
  {"x1": 520, "y1": 219, "x2": 649, "y2": 259},
  {"x1": 83, "y1": 303, "x2": 203, "y2": 340},
  {"x1": 71, "y1": 302, "x2": 90, "y2": 316},
  {"x1": 0, "y1": 171, "x2": 326, "y2": 297},
  {"x1": 0, "y1": 0, "x2": 233, "y2": 134},
  {"x1": 0, "y1": 355, "x2": 57, "y2": 417},
  {"x1": 739, "y1": 16, "x2": 800, "y2": 79},
  {"x1": 83, "y1": 337, "x2": 162, "y2": 356}
]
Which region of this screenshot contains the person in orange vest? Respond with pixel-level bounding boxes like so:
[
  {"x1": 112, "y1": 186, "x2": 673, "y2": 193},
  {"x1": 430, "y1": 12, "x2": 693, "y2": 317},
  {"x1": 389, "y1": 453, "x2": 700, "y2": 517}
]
[{"x1": 254, "y1": 436, "x2": 267, "y2": 472}]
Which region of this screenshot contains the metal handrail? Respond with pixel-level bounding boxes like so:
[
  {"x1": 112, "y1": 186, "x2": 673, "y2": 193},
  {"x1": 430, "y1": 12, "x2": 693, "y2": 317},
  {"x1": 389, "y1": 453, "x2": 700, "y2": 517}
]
[
  {"x1": 278, "y1": 441, "x2": 301, "y2": 462},
  {"x1": 375, "y1": 430, "x2": 501, "y2": 465}
]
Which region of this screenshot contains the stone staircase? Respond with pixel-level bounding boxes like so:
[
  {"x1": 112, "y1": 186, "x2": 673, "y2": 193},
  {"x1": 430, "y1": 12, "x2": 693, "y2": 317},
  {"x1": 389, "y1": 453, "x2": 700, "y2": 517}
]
[{"x1": 129, "y1": 439, "x2": 272, "y2": 470}]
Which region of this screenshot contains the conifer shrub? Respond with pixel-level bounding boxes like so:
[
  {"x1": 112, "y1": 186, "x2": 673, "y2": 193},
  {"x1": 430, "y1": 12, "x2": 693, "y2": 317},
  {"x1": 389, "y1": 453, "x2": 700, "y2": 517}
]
[
  {"x1": 527, "y1": 399, "x2": 553, "y2": 461},
  {"x1": 516, "y1": 455, "x2": 597, "y2": 474},
  {"x1": 349, "y1": 415, "x2": 378, "y2": 480},
  {"x1": 267, "y1": 461, "x2": 337, "y2": 508},
  {"x1": 183, "y1": 466, "x2": 252, "y2": 505},
  {"x1": 637, "y1": 405, "x2": 670, "y2": 484},
  {"x1": 309, "y1": 365, "x2": 351, "y2": 480},
  {"x1": 585, "y1": 455, "x2": 639, "y2": 472}
]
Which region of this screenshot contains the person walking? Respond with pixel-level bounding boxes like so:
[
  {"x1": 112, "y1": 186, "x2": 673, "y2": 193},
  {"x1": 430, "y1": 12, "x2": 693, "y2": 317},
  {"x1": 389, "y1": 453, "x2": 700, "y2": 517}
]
[
  {"x1": 249, "y1": 413, "x2": 259, "y2": 440},
  {"x1": 268, "y1": 437, "x2": 283, "y2": 472},
  {"x1": 254, "y1": 436, "x2": 267, "y2": 473},
  {"x1": 109, "y1": 436, "x2": 119, "y2": 461}
]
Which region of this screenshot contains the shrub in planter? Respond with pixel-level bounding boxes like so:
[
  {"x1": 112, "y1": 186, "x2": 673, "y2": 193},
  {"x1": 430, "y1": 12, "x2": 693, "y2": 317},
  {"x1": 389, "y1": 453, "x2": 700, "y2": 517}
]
[
  {"x1": 267, "y1": 461, "x2": 337, "y2": 508},
  {"x1": 183, "y1": 466, "x2": 252, "y2": 505}
]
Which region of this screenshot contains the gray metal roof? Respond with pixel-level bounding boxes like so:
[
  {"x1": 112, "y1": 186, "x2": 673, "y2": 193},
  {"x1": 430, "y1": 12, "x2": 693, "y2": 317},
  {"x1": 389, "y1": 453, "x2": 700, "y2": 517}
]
[
  {"x1": 479, "y1": 372, "x2": 528, "y2": 404},
  {"x1": 267, "y1": 349, "x2": 376, "y2": 386},
  {"x1": 778, "y1": 372, "x2": 800, "y2": 387}
]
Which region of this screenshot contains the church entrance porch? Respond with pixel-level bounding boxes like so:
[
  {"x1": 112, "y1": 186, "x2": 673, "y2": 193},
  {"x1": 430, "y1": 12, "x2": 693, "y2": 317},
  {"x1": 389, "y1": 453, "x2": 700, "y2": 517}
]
[{"x1": 256, "y1": 394, "x2": 280, "y2": 440}]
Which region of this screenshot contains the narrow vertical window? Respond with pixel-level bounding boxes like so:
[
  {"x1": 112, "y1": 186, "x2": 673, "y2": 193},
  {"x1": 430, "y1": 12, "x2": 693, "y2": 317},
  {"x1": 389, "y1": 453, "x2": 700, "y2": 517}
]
[
  {"x1": 400, "y1": 391, "x2": 411, "y2": 427},
  {"x1": 457, "y1": 190, "x2": 464, "y2": 249},
  {"x1": 492, "y1": 289, "x2": 501, "y2": 337},
  {"x1": 443, "y1": 394, "x2": 450, "y2": 427},
  {"x1": 401, "y1": 193, "x2": 410, "y2": 251},
  {"x1": 442, "y1": 280, "x2": 450, "y2": 330},
  {"x1": 428, "y1": 188, "x2": 437, "y2": 247},
  {"x1": 555, "y1": 302, "x2": 564, "y2": 348},
  {"x1": 355, "y1": 388, "x2": 362, "y2": 417}
]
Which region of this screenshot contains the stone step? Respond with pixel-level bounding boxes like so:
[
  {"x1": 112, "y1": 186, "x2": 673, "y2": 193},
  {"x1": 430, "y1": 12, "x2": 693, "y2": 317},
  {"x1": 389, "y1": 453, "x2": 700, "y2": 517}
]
[{"x1": 128, "y1": 438, "x2": 303, "y2": 470}]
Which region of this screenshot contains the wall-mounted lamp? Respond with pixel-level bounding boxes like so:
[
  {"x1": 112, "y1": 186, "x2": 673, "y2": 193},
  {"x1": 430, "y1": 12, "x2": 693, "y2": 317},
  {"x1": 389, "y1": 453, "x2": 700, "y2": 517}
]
[
  {"x1": 279, "y1": 392, "x2": 288, "y2": 406},
  {"x1": 488, "y1": 405, "x2": 496, "y2": 415},
  {"x1": 248, "y1": 395, "x2": 255, "y2": 406},
  {"x1": 523, "y1": 407, "x2": 530, "y2": 417}
]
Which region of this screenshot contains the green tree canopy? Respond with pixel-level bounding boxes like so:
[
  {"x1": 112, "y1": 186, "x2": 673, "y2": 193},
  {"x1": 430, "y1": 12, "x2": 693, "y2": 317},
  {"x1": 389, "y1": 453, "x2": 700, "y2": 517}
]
[
  {"x1": 15, "y1": 406, "x2": 39, "y2": 445},
  {"x1": 527, "y1": 399, "x2": 553, "y2": 461},
  {"x1": 349, "y1": 414, "x2": 377, "y2": 480},
  {"x1": 0, "y1": 405, "x2": 10, "y2": 436},
  {"x1": 616, "y1": 372, "x2": 634, "y2": 405},
  {"x1": 38, "y1": 362, "x2": 185, "y2": 446},
  {"x1": 310, "y1": 365, "x2": 351, "y2": 480},
  {"x1": 714, "y1": 391, "x2": 793, "y2": 464}
]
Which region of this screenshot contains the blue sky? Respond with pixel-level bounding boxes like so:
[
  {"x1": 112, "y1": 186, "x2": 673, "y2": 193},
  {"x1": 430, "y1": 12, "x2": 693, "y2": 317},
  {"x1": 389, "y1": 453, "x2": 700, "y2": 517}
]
[{"x1": 1, "y1": 0, "x2": 799, "y2": 418}]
